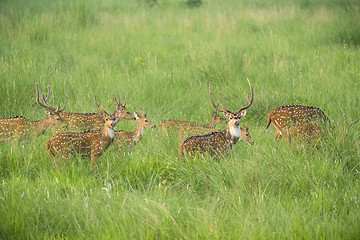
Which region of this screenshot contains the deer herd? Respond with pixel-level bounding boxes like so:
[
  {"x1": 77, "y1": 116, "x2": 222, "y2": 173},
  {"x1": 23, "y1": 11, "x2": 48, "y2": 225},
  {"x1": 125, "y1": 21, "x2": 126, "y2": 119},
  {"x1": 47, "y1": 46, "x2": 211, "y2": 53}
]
[{"x1": 0, "y1": 79, "x2": 358, "y2": 167}]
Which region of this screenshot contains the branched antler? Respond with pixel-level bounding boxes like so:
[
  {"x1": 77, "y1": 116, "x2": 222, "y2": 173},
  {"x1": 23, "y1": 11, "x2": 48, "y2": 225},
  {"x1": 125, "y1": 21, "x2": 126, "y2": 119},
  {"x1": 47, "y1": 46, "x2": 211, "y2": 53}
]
[
  {"x1": 36, "y1": 83, "x2": 66, "y2": 113},
  {"x1": 209, "y1": 78, "x2": 253, "y2": 115}
]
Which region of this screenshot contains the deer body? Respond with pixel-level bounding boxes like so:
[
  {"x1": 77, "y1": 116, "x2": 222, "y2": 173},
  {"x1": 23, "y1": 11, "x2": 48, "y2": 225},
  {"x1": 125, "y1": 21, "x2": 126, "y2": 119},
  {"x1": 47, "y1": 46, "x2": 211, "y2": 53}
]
[
  {"x1": 266, "y1": 105, "x2": 330, "y2": 141},
  {"x1": 178, "y1": 78, "x2": 254, "y2": 158},
  {"x1": 159, "y1": 120, "x2": 222, "y2": 142},
  {"x1": 56, "y1": 112, "x2": 104, "y2": 132},
  {"x1": 47, "y1": 127, "x2": 115, "y2": 165},
  {"x1": 159, "y1": 111, "x2": 227, "y2": 129},
  {"x1": 46, "y1": 97, "x2": 119, "y2": 166},
  {"x1": 113, "y1": 110, "x2": 156, "y2": 151},
  {"x1": 0, "y1": 84, "x2": 66, "y2": 143},
  {"x1": 53, "y1": 96, "x2": 135, "y2": 132},
  {"x1": 178, "y1": 124, "x2": 253, "y2": 158},
  {"x1": 158, "y1": 112, "x2": 227, "y2": 141},
  {"x1": 0, "y1": 115, "x2": 65, "y2": 143},
  {"x1": 287, "y1": 123, "x2": 326, "y2": 147}
]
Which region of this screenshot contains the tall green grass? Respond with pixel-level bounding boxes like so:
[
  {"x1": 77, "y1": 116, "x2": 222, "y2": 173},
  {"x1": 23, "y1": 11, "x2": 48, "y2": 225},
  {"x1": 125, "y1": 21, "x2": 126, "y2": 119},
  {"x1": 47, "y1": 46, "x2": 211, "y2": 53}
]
[{"x1": 1, "y1": 0, "x2": 359, "y2": 239}]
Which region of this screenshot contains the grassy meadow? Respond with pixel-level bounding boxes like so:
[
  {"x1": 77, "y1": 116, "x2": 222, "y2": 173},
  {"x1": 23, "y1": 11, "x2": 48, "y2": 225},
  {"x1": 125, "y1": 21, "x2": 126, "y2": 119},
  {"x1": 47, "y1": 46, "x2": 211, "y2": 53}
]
[{"x1": 1, "y1": 0, "x2": 360, "y2": 239}]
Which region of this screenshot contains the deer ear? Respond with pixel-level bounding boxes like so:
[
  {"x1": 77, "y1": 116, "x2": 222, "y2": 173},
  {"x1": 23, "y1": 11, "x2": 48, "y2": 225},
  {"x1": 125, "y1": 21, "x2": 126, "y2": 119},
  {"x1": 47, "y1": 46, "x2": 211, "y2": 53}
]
[
  {"x1": 134, "y1": 112, "x2": 140, "y2": 119},
  {"x1": 45, "y1": 110, "x2": 52, "y2": 116},
  {"x1": 212, "y1": 111, "x2": 217, "y2": 117},
  {"x1": 240, "y1": 110, "x2": 247, "y2": 118},
  {"x1": 223, "y1": 111, "x2": 231, "y2": 119}
]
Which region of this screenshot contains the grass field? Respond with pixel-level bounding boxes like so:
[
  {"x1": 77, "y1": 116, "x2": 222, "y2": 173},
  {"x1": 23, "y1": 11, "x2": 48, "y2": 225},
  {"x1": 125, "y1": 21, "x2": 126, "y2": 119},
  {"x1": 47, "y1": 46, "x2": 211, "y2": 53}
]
[{"x1": 1, "y1": 0, "x2": 360, "y2": 239}]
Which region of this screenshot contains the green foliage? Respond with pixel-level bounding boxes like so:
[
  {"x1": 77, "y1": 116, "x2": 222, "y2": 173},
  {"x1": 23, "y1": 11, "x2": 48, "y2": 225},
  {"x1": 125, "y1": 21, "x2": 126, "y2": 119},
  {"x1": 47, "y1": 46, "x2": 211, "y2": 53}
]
[{"x1": 0, "y1": 0, "x2": 360, "y2": 239}]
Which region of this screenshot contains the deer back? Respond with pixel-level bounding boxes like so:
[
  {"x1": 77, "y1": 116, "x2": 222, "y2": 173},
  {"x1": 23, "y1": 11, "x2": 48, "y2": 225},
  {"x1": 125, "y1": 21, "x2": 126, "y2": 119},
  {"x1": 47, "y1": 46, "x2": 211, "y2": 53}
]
[
  {"x1": 0, "y1": 116, "x2": 31, "y2": 142},
  {"x1": 158, "y1": 111, "x2": 227, "y2": 133},
  {"x1": 55, "y1": 112, "x2": 104, "y2": 132},
  {"x1": 267, "y1": 105, "x2": 330, "y2": 130},
  {"x1": 46, "y1": 130, "x2": 112, "y2": 160},
  {"x1": 178, "y1": 130, "x2": 231, "y2": 158}
]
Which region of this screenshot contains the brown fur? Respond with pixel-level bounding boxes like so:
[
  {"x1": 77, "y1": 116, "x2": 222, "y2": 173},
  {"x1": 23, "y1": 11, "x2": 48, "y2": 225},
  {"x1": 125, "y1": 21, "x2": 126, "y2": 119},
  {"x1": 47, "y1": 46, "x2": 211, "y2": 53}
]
[
  {"x1": 266, "y1": 105, "x2": 330, "y2": 141},
  {"x1": 158, "y1": 111, "x2": 227, "y2": 141},
  {"x1": 53, "y1": 99, "x2": 135, "y2": 133},
  {"x1": 46, "y1": 98, "x2": 119, "y2": 167},
  {"x1": 287, "y1": 123, "x2": 326, "y2": 147},
  {"x1": 178, "y1": 124, "x2": 253, "y2": 158},
  {"x1": 113, "y1": 110, "x2": 156, "y2": 151},
  {"x1": 0, "y1": 84, "x2": 66, "y2": 143}
]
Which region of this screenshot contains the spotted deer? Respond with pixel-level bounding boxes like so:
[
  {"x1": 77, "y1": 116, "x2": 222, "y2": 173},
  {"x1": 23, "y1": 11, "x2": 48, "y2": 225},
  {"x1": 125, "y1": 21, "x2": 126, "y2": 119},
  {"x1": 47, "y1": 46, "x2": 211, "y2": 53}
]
[
  {"x1": 266, "y1": 105, "x2": 330, "y2": 141},
  {"x1": 52, "y1": 95, "x2": 135, "y2": 133},
  {"x1": 158, "y1": 111, "x2": 227, "y2": 141},
  {"x1": 113, "y1": 109, "x2": 156, "y2": 151},
  {"x1": 0, "y1": 83, "x2": 67, "y2": 143},
  {"x1": 46, "y1": 97, "x2": 120, "y2": 167},
  {"x1": 178, "y1": 78, "x2": 254, "y2": 158}
]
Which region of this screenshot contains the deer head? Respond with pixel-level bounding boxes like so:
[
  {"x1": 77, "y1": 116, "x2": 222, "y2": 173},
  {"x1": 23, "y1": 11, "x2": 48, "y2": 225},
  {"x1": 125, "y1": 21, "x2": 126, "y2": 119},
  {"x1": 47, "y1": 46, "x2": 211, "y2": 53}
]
[
  {"x1": 240, "y1": 123, "x2": 254, "y2": 145},
  {"x1": 209, "y1": 78, "x2": 253, "y2": 140},
  {"x1": 35, "y1": 83, "x2": 67, "y2": 132},
  {"x1": 95, "y1": 96, "x2": 120, "y2": 131},
  {"x1": 134, "y1": 109, "x2": 156, "y2": 130},
  {"x1": 113, "y1": 95, "x2": 136, "y2": 121}
]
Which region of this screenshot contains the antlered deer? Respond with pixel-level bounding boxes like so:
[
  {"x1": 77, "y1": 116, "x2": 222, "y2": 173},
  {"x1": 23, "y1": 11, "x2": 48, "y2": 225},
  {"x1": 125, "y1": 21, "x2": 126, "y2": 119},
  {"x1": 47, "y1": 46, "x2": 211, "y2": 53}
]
[
  {"x1": 0, "y1": 83, "x2": 67, "y2": 143},
  {"x1": 178, "y1": 78, "x2": 254, "y2": 158},
  {"x1": 266, "y1": 105, "x2": 330, "y2": 141},
  {"x1": 46, "y1": 97, "x2": 120, "y2": 167},
  {"x1": 52, "y1": 95, "x2": 135, "y2": 133},
  {"x1": 113, "y1": 109, "x2": 156, "y2": 151},
  {"x1": 158, "y1": 111, "x2": 227, "y2": 141}
]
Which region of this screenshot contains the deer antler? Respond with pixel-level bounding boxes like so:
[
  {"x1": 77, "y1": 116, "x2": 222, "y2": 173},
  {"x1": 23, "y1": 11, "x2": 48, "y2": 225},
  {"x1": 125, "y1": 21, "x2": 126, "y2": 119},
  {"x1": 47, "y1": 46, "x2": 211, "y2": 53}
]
[
  {"x1": 235, "y1": 78, "x2": 253, "y2": 115},
  {"x1": 138, "y1": 108, "x2": 146, "y2": 116},
  {"x1": 209, "y1": 78, "x2": 254, "y2": 115},
  {"x1": 113, "y1": 94, "x2": 122, "y2": 108},
  {"x1": 112, "y1": 94, "x2": 123, "y2": 115},
  {"x1": 94, "y1": 96, "x2": 109, "y2": 116},
  {"x1": 209, "y1": 82, "x2": 233, "y2": 114},
  {"x1": 36, "y1": 83, "x2": 67, "y2": 113},
  {"x1": 348, "y1": 116, "x2": 360, "y2": 132}
]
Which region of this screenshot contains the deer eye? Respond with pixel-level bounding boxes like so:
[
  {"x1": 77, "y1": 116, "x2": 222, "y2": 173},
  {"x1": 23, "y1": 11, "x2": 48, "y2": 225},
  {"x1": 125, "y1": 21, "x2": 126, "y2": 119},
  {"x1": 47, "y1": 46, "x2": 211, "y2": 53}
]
[{"x1": 145, "y1": 120, "x2": 148, "y2": 122}]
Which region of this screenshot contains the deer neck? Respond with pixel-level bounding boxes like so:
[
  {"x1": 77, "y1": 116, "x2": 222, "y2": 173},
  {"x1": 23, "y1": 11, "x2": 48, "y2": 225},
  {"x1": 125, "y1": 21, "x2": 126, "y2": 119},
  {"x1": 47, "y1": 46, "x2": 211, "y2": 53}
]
[
  {"x1": 204, "y1": 119, "x2": 214, "y2": 127},
  {"x1": 226, "y1": 125, "x2": 240, "y2": 145},
  {"x1": 30, "y1": 118, "x2": 53, "y2": 135},
  {"x1": 101, "y1": 125, "x2": 115, "y2": 143},
  {"x1": 132, "y1": 123, "x2": 145, "y2": 143}
]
